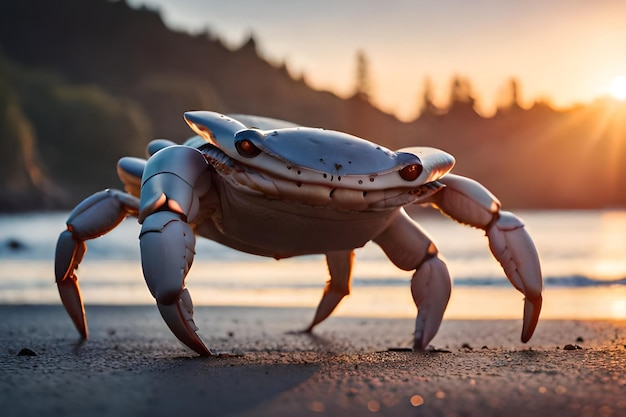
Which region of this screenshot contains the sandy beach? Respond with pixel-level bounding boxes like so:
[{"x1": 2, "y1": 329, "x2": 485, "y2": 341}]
[{"x1": 1, "y1": 304, "x2": 625, "y2": 417}]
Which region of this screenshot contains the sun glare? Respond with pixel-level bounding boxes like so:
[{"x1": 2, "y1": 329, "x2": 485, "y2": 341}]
[{"x1": 609, "y1": 75, "x2": 626, "y2": 100}]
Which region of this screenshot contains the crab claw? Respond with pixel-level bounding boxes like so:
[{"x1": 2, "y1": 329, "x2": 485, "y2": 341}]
[
  {"x1": 487, "y1": 211, "x2": 543, "y2": 342},
  {"x1": 428, "y1": 175, "x2": 544, "y2": 343},
  {"x1": 140, "y1": 211, "x2": 212, "y2": 356},
  {"x1": 373, "y1": 211, "x2": 452, "y2": 350}
]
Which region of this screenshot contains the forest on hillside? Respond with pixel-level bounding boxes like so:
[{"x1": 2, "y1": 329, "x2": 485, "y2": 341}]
[{"x1": 1, "y1": 0, "x2": 625, "y2": 210}]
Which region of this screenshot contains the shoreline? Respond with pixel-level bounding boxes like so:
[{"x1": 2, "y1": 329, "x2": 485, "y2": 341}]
[
  {"x1": 3, "y1": 285, "x2": 626, "y2": 322},
  {"x1": 2, "y1": 304, "x2": 626, "y2": 417}
]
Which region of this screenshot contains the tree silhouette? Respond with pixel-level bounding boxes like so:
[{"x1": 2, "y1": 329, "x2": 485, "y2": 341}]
[
  {"x1": 449, "y1": 76, "x2": 475, "y2": 109},
  {"x1": 353, "y1": 50, "x2": 371, "y2": 102},
  {"x1": 419, "y1": 76, "x2": 441, "y2": 116},
  {"x1": 498, "y1": 77, "x2": 523, "y2": 112}
]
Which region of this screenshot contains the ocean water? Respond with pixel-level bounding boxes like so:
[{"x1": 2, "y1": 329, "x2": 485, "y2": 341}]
[{"x1": 1, "y1": 210, "x2": 626, "y2": 320}]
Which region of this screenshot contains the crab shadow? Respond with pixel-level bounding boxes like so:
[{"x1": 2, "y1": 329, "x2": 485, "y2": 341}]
[
  {"x1": 136, "y1": 331, "x2": 335, "y2": 416},
  {"x1": 285, "y1": 328, "x2": 339, "y2": 349},
  {"x1": 138, "y1": 357, "x2": 319, "y2": 417}
]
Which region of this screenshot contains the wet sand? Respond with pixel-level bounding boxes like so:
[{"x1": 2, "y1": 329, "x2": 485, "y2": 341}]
[{"x1": 1, "y1": 304, "x2": 625, "y2": 417}]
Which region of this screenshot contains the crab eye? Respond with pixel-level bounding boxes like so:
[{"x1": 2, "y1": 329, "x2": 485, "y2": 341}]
[
  {"x1": 399, "y1": 164, "x2": 422, "y2": 181},
  {"x1": 235, "y1": 139, "x2": 261, "y2": 158}
]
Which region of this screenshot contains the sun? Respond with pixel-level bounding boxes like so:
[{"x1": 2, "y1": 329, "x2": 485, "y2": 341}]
[{"x1": 609, "y1": 75, "x2": 626, "y2": 100}]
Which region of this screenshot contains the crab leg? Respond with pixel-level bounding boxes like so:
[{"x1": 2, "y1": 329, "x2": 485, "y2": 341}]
[
  {"x1": 426, "y1": 174, "x2": 543, "y2": 342},
  {"x1": 138, "y1": 145, "x2": 212, "y2": 356},
  {"x1": 374, "y1": 211, "x2": 452, "y2": 350},
  {"x1": 55, "y1": 189, "x2": 140, "y2": 339},
  {"x1": 304, "y1": 250, "x2": 355, "y2": 332}
]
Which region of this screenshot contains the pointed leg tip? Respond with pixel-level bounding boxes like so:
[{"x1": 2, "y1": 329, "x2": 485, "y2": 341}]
[
  {"x1": 285, "y1": 325, "x2": 314, "y2": 335},
  {"x1": 57, "y1": 278, "x2": 89, "y2": 339},
  {"x1": 71, "y1": 315, "x2": 88, "y2": 340},
  {"x1": 412, "y1": 338, "x2": 428, "y2": 351},
  {"x1": 195, "y1": 345, "x2": 213, "y2": 357},
  {"x1": 188, "y1": 340, "x2": 213, "y2": 357},
  {"x1": 77, "y1": 324, "x2": 89, "y2": 340},
  {"x1": 157, "y1": 300, "x2": 213, "y2": 356},
  {"x1": 187, "y1": 329, "x2": 212, "y2": 357},
  {"x1": 521, "y1": 295, "x2": 543, "y2": 343},
  {"x1": 411, "y1": 342, "x2": 449, "y2": 353}
]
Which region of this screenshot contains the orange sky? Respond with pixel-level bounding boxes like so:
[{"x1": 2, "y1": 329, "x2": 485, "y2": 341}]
[{"x1": 128, "y1": 0, "x2": 626, "y2": 120}]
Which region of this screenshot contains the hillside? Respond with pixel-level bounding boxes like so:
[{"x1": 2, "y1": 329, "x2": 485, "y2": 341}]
[{"x1": 1, "y1": 0, "x2": 625, "y2": 210}]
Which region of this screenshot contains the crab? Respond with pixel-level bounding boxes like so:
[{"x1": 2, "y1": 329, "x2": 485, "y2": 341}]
[{"x1": 55, "y1": 111, "x2": 543, "y2": 356}]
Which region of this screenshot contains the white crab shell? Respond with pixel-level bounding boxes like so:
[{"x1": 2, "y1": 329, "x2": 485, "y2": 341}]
[{"x1": 184, "y1": 111, "x2": 455, "y2": 194}]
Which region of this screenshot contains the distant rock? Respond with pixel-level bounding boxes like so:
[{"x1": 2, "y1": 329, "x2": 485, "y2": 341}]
[{"x1": 4, "y1": 238, "x2": 27, "y2": 251}]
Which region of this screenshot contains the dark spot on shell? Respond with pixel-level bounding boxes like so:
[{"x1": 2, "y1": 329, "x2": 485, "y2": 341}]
[
  {"x1": 329, "y1": 189, "x2": 336, "y2": 198},
  {"x1": 337, "y1": 176, "x2": 341, "y2": 181},
  {"x1": 335, "y1": 163, "x2": 343, "y2": 171},
  {"x1": 18, "y1": 348, "x2": 37, "y2": 356},
  {"x1": 296, "y1": 182, "x2": 302, "y2": 187},
  {"x1": 319, "y1": 158, "x2": 325, "y2": 164},
  {"x1": 358, "y1": 179, "x2": 363, "y2": 184},
  {"x1": 287, "y1": 166, "x2": 292, "y2": 170},
  {"x1": 369, "y1": 177, "x2": 375, "y2": 182},
  {"x1": 323, "y1": 173, "x2": 327, "y2": 178},
  {"x1": 297, "y1": 170, "x2": 301, "y2": 175}
]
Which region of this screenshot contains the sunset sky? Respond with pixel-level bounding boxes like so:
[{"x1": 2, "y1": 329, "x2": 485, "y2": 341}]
[{"x1": 127, "y1": 0, "x2": 626, "y2": 120}]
